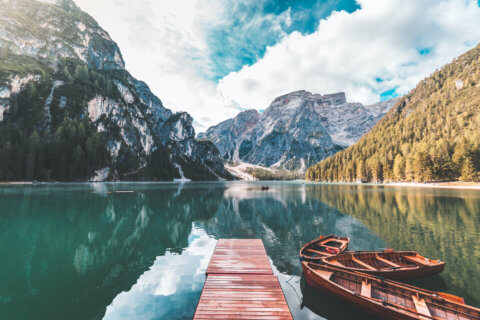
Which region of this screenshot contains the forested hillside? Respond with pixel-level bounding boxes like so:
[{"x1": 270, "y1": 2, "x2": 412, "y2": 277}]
[
  {"x1": 0, "y1": 0, "x2": 231, "y2": 182},
  {"x1": 306, "y1": 44, "x2": 480, "y2": 183}
]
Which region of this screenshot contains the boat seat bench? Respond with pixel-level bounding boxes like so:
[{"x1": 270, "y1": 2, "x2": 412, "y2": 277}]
[
  {"x1": 306, "y1": 248, "x2": 328, "y2": 256},
  {"x1": 361, "y1": 281, "x2": 372, "y2": 297},
  {"x1": 351, "y1": 257, "x2": 377, "y2": 271},
  {"x1": 375, "y1": 254, "x2": 402, "y2": 268},
  {"x1": 412, "y1": 295, "x2": 433, "y2": 319},
  {"x1": 403, "y1": 255, "x2": 428, "y2": 265}
]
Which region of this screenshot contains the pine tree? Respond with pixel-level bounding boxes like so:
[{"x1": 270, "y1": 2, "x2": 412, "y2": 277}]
[
  {"x1": 460, "y1": 157, "x2": 476, "y2": 182},
  {"x1": 393, "y1": 154, "x2": 405, "y2": 181},
  {"x1": 26, "y1": 131, "x2": 41, "y2": 180},
  {"x1": 356, "y1": 160, "x2": 366, "y2": 182},
  {"x1": 404, "y1": 155, "x2": 414, "y2": 182},
  {"x1": 368, "y1": 158, "x2": 383, "y2": 182}
]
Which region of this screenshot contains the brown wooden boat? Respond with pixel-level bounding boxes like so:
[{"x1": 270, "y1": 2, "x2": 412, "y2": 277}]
[
  {"x1": 299, "y1": 235, "x2": 350, "y2": 261},
  {"x1": 302, "y1": 262, "x2": 480, "y2": 320},
  {"x1": 321, "y1": 250, "x2": 445, "y2": 280}
]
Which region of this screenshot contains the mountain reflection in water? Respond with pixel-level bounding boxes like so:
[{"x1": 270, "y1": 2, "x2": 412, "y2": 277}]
[{"x1": 0, "y1": 182, "x2": 478, "y2": 320}]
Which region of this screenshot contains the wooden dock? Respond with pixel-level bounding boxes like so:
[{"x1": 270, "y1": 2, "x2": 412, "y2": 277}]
[{"x1": 194, "y1": 239, "x2": 293, "y2": 320}]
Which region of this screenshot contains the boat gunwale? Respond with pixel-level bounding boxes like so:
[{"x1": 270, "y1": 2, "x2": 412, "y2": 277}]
[{"x1": 321, "y1": 250, "x2": 445, "y2": 274}]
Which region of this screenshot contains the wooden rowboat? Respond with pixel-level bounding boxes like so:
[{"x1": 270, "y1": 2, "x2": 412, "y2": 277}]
[
  {"x1": 299, "y1": 235, "x2": 350, "y2": 261},
  {"x1": 321, "y1": 250, "x2": 445, "y2": 280},
  {"x1": 302, "y1": 262, "x2": 480, "y2": 320}
]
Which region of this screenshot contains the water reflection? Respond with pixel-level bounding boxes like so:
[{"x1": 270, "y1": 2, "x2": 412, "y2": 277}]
[
  {"x1": 103, "y1": 227, "x2": 216, "y2": 320},
  {"x1": 311, "y1": 184, "x2": 480, "y2": 305},
  {"x1": 0, "y1": 182, "x2": 479, "y2": 320}
]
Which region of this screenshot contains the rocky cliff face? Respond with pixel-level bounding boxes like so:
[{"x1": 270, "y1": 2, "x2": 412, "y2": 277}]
[
  {"x1": 199, "y1": 90, "x2": 397, "y2": 171},
  {"x1": 0, "y1": 0, "x2": 231, "y2": 181},
  {"x1": 198, "y1": 109, "x2": 260, "y2": 160}
]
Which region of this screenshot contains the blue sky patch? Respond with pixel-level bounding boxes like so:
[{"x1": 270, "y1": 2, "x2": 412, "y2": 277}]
[
  {"x1": 380, "y1": 87, "x2": 399, "y2": 101},
  {"x1": 418, "y1": 47, "x2": 431, "y2": 55},
  {"x1": 204, "y1": 0, "x2": 359, "y2": 81}
]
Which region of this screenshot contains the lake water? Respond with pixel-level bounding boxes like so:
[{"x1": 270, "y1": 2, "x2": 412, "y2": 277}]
[{"x1": 1, "y1": 181, "x2": 479, "y2": 319}]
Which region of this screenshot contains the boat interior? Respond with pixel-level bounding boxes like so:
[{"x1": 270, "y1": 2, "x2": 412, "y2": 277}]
[
  {"x1": 324, "y1": 251, "x2": 441, "y2": 271},
  {"x1": 308, "y1": 264, "x2": 480, "y2": 320},
  {"x1": 303, "y1": 236, "x2": 349, "y2": 257}
]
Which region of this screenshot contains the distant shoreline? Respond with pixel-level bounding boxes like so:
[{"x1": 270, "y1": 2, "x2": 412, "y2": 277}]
[
  {"x1": 2, "y1": 180, "x2": 480, "y2": 190},
  {"x1": 0, "y1": 181, "x2": 34, "y2": 185},
  {"x1": 306, "y1": 180, "x2": 480, "y2": 190},
  {"x1": 383, "y1": 181, "x2": 480, "y2": 190}
]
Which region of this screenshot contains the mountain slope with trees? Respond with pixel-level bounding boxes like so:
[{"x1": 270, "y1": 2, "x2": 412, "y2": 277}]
[
  {"x1": 0, "y1": 0, "x2": 231, "y2": 181},
  {"x1": 306, "y1": 44, "x2": 480, "y2": 183}
]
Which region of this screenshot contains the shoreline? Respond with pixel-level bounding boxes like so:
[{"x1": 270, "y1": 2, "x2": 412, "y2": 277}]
[
  {"x1": 1, "y1": 180, "x2": 480, "y2": 190},
  {"x1": 383, "y1": 181, "x2": 480, "y2": 190},
  {"x1": 305, "y1": 180, "x2": 480, "y2": 190}
]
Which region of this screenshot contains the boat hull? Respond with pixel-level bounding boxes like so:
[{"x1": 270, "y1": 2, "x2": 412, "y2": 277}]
[
  {"x1": 301, "y1": 262, "x2": 480, "y2": 320},
  {"x1": 301, "y1": 263, "x2": 416, "y2": 320}
]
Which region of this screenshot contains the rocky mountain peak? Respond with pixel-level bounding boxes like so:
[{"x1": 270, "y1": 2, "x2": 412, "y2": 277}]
[
  {"x1": 236, "y1": 109, "x2": 260, "y2": 121},
  {"x1": 271, "y1": 90, "x2": 347, "y2": 107},
  {"x1": 38, "y1": 0, "x2": 78, "y2": 10},
  {"x1": 200, "y1": 90, "x2": 398, "y2": 171},
  {"x1": 0, "y1": 0, "x2": 125, "y2": 70}
]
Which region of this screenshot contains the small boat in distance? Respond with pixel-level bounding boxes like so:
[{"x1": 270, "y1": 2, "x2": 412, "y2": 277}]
[
  {"x1": 321, "y1": 250, "x2": 445, "y2": 280},
  {"x1": 300, "y1": 235, "x2": 350, "y2": 261},
  {"x1": 261, "y1": 185, "x2": 270, "y2": 191},
  {"x1": 302, "y1": 262, "x2": 480, "y2": 320}
]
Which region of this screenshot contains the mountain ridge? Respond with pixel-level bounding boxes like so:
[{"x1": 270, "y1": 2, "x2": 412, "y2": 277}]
[{"x1": 199, "y1": 90, "x2": 397, "y2": 172}]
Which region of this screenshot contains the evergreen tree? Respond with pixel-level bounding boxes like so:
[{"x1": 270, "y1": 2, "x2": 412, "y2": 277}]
[
  {"x1": 393, "y1": 154, "x2": 405, "y2": 181},
  {"x1": 356, "y1": 160, "x2": 366, "y2": 182},
  {"x1": 26, "y1": 131, "x2": 42, "y2": 180},
  {"x1": 404, "y1": 154, "x2": 415, "y2": 182},
  {"x1": 460, "y1": 157, "x2": 476, "y2": 182}
]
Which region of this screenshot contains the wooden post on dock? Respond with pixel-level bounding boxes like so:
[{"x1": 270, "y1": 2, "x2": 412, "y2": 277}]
[{"x1": 193, "y1": 239, "x2": 293, "y2": 319}]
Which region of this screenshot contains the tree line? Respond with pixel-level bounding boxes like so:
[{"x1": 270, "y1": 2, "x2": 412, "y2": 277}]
[
  {"x1": 245, "y1": 167, "x2": 303, "y2": 181},
  {"x1": 0, "y1": 56, "x2": 115, "y2": 181}
]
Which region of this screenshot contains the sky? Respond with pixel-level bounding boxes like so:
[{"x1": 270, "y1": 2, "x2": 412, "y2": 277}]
[{"x1": 72, "y1": 0, "x2": 480, "y2": 132}]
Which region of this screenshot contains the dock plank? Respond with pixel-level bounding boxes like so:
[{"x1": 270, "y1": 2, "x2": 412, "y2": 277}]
[
  {"x1": 206, "y1": 239, "x2": 273, "y2": 275},
  {"x1": 194, "y1": 239, "x2": 292, "y2": 320}
]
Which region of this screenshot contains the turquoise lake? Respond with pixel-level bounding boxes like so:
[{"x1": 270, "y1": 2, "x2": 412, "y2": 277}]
[{"x1": 1, "y1": 181, "x2": 479, "y2": 319}]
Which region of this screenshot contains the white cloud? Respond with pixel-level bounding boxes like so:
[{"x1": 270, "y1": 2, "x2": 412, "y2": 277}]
[
  {"x1": 73, "y1": 0, "x2": 270, "y2": 131},
  {"x1": 218, "y1": 0, "x2": 480, "y2": 109},
  {"x1": 73, "y1": 0, "x2": 480, "y2": 132}
]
